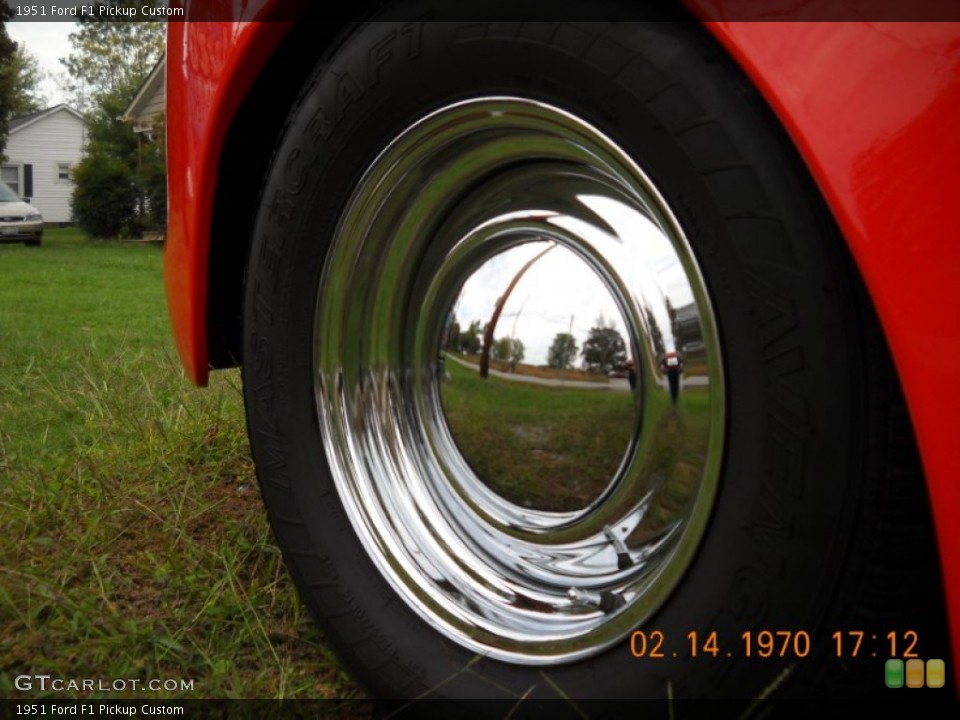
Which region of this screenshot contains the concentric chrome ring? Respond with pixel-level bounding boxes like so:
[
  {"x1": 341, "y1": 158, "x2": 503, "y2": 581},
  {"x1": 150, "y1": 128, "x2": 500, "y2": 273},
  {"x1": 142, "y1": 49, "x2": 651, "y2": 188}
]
[{"x1": 313, "y1": 97, "x2": 725, "y2": 664}]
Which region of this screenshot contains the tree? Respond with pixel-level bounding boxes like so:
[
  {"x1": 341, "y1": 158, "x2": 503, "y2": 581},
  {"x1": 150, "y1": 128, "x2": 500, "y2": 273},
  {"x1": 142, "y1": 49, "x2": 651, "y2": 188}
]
[
  {"x1": 445, "y1": 320, "x2": 461, "y2": 351},
  {"x1": 60, "y1": 5, "x2": 165, "y2": 113},
  {"x1": 8, "y1": 47, "x2": 47, "y2": 116},
  {"x1": 70, "y1": 84, "x2": 143, "y2": 237},
  {"x1": 0, "y1": 5, "x2": 17, "y2": 163},
  {"x1": 492, "y1": 336, "x2": 511, "y2": 361},
  {"x1": 459, "y1": 320, "x2": 483, "y2": 355},
  {"x1": 61, "y1": 5, "x2": 165, "y2": 237},
  {"x1": 71, "y1": 151, "x2": 138, "y2": 238},
  {"x1": 581, "y1": 317, "x2": 627, "y2": 374},
  {"x1": 509, "y1": 338, "x2": 525, "y2": 371},
  {"x1": 547, "y1": 333, "x2": 578, "y2": 370},
  {"x1": 138, "y1": 113, "x2": 166, "y2": 230},
  {"x1": 492, "y1": 336, "x2": 525, "y2": 371}
]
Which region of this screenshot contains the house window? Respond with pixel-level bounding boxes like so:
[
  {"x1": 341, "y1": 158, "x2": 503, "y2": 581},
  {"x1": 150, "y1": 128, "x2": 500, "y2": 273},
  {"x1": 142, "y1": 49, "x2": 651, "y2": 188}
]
[
  {"x1": 57, "y1": 163, "x2": 71, "y2": 182},
  {"x1": 1, "y1": 164, "x2": 20, "y2": 196}
]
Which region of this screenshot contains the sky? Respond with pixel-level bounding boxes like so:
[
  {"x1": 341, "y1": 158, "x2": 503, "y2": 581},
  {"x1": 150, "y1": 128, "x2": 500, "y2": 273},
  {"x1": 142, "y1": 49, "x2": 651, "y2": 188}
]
[
  {"x1": 452, "y1": 195, "x2": 697, "y2": 367},
  {"x1": 454, "y1": 242, "x2": 627, "y2": 367},
  {"x1": 6, "y1": 21, "x2": 77, "y2": 107}
]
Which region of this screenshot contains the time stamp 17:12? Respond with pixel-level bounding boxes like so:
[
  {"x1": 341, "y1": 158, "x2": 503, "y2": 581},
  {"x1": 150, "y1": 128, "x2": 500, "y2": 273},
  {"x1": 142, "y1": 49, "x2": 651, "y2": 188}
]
[{"x1": 630, "y1": 630, "x2": 920, "y2": 659}]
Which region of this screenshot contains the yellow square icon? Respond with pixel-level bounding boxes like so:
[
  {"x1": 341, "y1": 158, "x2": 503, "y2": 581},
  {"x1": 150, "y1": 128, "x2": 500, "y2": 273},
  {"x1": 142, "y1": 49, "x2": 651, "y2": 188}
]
[
  {"x1": 926, "y1": 659, "x2": 945, "y2": 689},
  {"x1": 905, "y1": 658, "x2": 924, "y2": 688}
]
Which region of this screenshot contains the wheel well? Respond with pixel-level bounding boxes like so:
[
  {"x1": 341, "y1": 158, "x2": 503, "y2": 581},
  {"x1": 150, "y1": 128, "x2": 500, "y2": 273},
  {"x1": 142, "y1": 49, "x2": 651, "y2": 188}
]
[
  {"x1": 205, "y1": 9, "x2": 703, "y2": 369},
  {"x1": 206, "y1": 18, "x2": 355, "y2": 368},
  {"x1": 204, "y1": 7, "x2": 701, "y2": 370}
]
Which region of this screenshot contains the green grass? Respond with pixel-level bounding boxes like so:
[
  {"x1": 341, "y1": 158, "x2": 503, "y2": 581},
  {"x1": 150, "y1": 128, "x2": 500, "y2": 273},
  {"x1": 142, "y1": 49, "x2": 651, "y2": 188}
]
[
  {"x1": 440, "y1": 358, "x2": 636, "y2": 511},
  {"x1": 440, "y1": 356, "x2": 712, "y2": 523},
  {"x1": 0, "y1": 229, "x2": 359, "y2": 699}
]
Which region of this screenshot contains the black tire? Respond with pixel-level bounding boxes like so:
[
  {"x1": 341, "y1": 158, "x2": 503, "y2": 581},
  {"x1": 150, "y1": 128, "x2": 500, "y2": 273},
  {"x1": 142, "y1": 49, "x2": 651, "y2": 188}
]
[
  {"x1": 243, "y1": 14, "x2": 947, "y2": 702},
  {"x1": 25, "y1": 234, "x2": 41, "y2": 247}
]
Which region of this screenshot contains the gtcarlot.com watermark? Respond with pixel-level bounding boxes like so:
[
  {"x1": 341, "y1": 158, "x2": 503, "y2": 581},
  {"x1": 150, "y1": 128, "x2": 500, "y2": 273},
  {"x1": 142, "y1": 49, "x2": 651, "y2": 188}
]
[{"x1": 14, "y1": 674, "x2": 194, "y2": 693}]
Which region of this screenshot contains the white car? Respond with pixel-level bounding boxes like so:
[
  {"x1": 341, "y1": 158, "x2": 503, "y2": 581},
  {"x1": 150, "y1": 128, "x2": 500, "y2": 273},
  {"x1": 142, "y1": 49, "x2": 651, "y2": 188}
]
[{"x1": 0, "y1": 182, "x2": 43, "y2": 246}]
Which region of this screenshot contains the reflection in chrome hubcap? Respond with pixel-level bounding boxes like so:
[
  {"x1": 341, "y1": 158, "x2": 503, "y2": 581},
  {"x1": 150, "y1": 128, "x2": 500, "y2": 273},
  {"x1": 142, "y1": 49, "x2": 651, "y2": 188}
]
[
  {"x1": 440, "y1": 242, "x2": 637, "y2": 513},
  {"x1": 314, "y1": 98, "x2": 725, "y2": 663}
]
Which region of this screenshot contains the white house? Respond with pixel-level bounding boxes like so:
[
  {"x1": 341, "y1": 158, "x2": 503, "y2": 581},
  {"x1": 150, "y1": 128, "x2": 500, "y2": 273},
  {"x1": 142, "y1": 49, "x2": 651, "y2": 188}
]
[
  {"x1": 121, "y1": 54, "x2": 165, "y2": 136},
  {"x1": 2, "y1": 105, "x2": 86, "y2": 224}
]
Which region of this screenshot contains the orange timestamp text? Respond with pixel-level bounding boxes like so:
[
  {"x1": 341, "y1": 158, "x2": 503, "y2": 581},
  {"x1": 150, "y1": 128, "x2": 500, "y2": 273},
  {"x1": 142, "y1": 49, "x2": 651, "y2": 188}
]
[{"x1": 629, "y1": 630, "x2": 921, "y2": 659}]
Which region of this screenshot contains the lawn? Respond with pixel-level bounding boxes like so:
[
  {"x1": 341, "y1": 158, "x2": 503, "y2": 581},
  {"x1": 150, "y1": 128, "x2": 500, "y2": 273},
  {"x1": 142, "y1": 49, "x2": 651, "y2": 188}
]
[
  {"x1": 440, "y1": 358, "x2": 636, "y2": 511},
  {"x1": 0, "y1": 229, "x2": 358, "y2": 700},
  {"x1": 440, "y1": 357, "x2": 711, "y2": 521}
]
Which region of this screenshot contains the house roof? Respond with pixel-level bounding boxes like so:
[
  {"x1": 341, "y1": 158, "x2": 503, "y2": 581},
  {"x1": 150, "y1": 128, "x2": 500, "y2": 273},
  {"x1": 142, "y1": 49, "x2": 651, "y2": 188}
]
[
  {"x1": 122, "y1": 54, "x2": 166, "y2": 126},
  {"x1": 9, "y1": 104, "x2": 84, "y2": 133}
]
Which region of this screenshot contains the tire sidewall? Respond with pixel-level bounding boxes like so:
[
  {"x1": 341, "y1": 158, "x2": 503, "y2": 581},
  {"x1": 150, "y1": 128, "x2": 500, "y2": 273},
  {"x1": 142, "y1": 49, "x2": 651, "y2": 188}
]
[{"x1": 245, "y1": 18, "x2": 861, "y2": 700}]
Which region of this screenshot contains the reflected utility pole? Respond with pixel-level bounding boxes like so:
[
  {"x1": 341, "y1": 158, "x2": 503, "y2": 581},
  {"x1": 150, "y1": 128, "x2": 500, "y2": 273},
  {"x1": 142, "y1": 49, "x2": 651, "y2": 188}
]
[{"x1": 480, "y1": 243, "x2": 555, "y2": 379}]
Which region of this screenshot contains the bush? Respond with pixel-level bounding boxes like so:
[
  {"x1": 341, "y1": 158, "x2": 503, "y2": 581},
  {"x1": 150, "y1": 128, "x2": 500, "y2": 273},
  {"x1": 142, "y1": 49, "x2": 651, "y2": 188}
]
[
  {"x1": 71, "y1": 147, "x2": 138, "y2": 239},
  {"x1": 140, "y1": 116, "x2": 167, "y2": 231}
]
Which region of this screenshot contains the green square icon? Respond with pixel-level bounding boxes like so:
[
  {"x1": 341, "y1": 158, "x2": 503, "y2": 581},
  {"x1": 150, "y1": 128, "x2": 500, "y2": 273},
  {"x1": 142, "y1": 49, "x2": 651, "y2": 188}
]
[{"x1": 886, "y1": 658, "x2": 904, "y2": 688}]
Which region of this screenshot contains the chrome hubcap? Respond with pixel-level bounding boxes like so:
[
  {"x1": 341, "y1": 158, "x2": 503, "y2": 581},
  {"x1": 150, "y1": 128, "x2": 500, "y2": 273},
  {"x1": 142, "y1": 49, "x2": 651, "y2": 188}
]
[{"x1": 314, "y1": 98, "x2": 725, "y2": 663}]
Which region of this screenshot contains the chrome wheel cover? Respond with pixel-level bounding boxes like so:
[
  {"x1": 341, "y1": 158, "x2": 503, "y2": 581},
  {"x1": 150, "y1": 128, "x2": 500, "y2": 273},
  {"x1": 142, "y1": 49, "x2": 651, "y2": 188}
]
[{"x1": 313, "y1": 98, "x2": 725, "y2": 664}]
